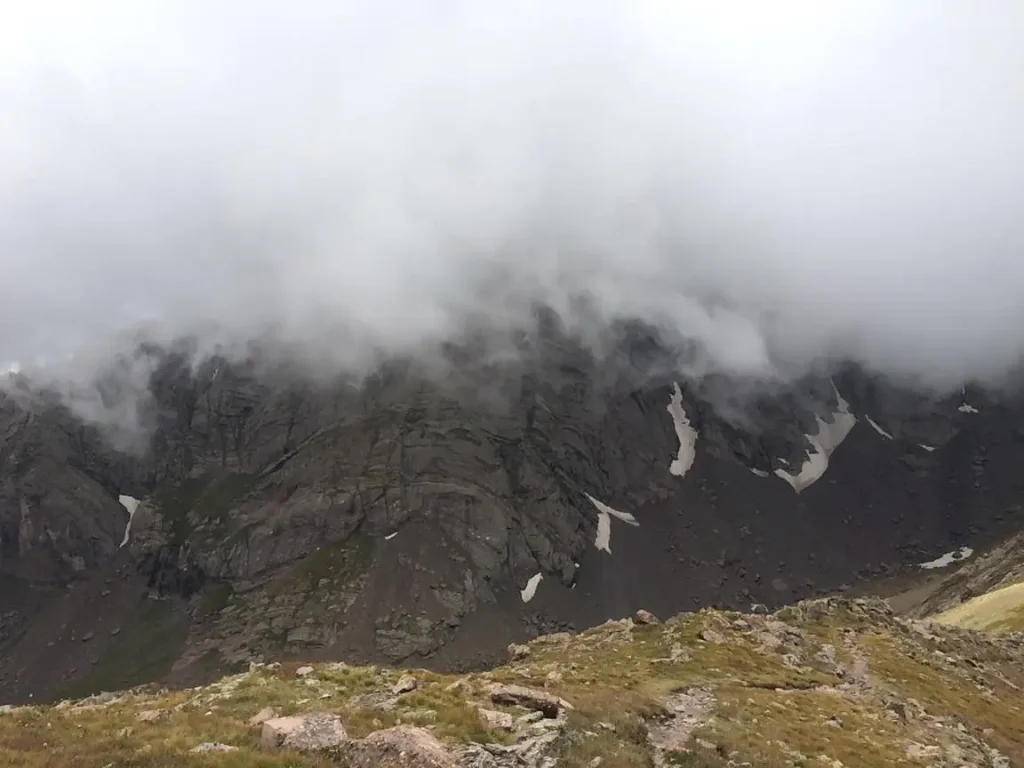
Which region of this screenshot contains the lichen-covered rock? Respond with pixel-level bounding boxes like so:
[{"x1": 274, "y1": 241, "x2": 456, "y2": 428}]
[
  {"x1": 343, "y1": 726, "x2": 456, "y2": 768},
  {"x1": 260, "y1": 712, "x2": 347, "y2": 752}
]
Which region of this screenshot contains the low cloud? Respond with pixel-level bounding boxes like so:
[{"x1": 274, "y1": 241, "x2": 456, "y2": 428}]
[{"x1": 2, "y1": 0, "x2": 1023, "y2": 424}]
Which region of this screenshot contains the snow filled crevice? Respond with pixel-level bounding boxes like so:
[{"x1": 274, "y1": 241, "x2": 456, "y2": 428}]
[
  {"x1": 520, "y1": 572, "x2": 542, "y2": 602},
  {"x1": 667, "y1": 382, "x2": 698, "y2": 478},
  {"x1": 959, "y1": 388, "x2": 980, "y2": 414},
  {"x1": 118, "y1": 494, "x2": 140, "y2": 548},
  {"x1": 586, "y1": 493, "x2": 639, "y2": 554},
  {"x1": 774, "y1": 382, "x2": 856, "y2": 493},
  {"x1": 866, "y1": 416, "x2": 893, "y2": 440},
  {"x1": 919, "y1": 547, "x2": 974, "y2": 569}
]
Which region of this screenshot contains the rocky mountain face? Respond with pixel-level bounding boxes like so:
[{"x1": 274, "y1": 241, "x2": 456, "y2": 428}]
[{"x1": 1, "y1": 325, "x2": 1023, "y2": 704}]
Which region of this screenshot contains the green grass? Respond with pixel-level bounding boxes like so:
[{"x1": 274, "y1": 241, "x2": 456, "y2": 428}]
[{"x1": 933, "y1": 581, "x2": 1024, "y2": 632}]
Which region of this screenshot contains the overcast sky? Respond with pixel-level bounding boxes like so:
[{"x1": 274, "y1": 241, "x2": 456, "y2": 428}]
[{"x1": 2, "y1": 0, "x2": 1024, "y2": 394}]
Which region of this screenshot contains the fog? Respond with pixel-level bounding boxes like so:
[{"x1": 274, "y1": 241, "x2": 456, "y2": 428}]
[{"x1": 2, "y1": 0, "x2": 1024, "y2": 410}]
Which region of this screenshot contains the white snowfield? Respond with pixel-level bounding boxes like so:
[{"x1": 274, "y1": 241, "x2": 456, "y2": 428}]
[
  {"x1": 118, "y1": 494, "x2": 140, "y2": 548},
  {"x1": 586, "y1": 493, "x2": 639, "y2": 554},
  {"x1": 667, "y1": 382, "x2": 698, "y2": 479},
  {"x1": 520, "y1": 572, "x2": 542, "y2": 603},
  {"x1": 919, "y1": 546, "x2": 974, "y2": 570},
  {"x1": 774, "y1": 383, "x2": 856, "y2": 493}
]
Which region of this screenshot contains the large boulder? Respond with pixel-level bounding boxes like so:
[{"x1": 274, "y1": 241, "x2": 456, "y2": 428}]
[
  {"x1": 343, "y1": 726, "x2": 456, "y2": 768},
  {"x1": 259, "y1": 712, "x2": 347, "y2": 752}
]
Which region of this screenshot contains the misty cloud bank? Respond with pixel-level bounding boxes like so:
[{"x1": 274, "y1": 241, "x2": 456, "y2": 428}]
[{"x1": 2, "y1": 0, "x2": 1024, "y2": 423}]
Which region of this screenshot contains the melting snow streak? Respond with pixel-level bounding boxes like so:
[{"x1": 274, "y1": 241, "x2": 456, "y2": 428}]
[
  {"x1": 118, "y1": 495, "x2": 140, "y2": 548},
  {"x1": 586, "y1": 493, "x2": 638, "y2": 554},
  {"x1": 667, "y1": 383, "x2": 698, "y2": 478},
  {"x1": 919, "y1": 547, "x2": 974, "y2": 569},
  {"x1": 520, "y1": 573, "x2": 542, "y2": 602},
  {"x1": 866, "y1": 417, "x2": 893, "y2": 440},
  {"x1": 775, "y1": 382, "x2": 856, "y2": 493}
]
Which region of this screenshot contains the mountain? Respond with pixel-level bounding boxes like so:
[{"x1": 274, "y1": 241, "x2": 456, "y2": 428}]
[
  {"x1": 2, "y1": 325, "x2": 1023, "y2": 705},
  {"x1": 1, "y1": 596, "x2": 1021, "y2": 767}
]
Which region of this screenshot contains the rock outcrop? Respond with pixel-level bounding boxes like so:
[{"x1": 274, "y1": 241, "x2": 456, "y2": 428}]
[{"x1": 1, "y1": 596, "x2": 1021, "y2": 767}]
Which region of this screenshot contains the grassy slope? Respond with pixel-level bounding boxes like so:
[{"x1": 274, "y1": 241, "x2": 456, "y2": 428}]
[
  {"x1": 933, "y1": 580, "x2": 1024, "y2": 632},
  {"x1": 1, "y1": 598, "x2": 1022, "y2": 768}
]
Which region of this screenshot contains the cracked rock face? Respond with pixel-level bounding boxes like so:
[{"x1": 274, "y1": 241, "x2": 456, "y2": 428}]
[{"x1": 1, "y1": 327, "x2": 1023, "y2": 701}]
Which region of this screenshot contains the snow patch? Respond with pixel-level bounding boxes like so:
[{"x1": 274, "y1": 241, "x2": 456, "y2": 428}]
[
  {"x1": 384, "y1": 532, "x2": 398, "y2": 541},
  {"x1": 667, "y1": 382, "x2": 698, "y2": 478},
  {"x1": 520, "y1": 572, "x2": 542, "y2": 602},
  {"x1": 919, "y1": 547, "x2": 974, "y2": 570},
  {"x1": 958, "y1": 403, "x2": 979, "y2": 414},
  {"x1": 118, "y1": 495, "x2": 140, "y2": 548},
  {"x1": 920, "y1": 444, "x2": 937, "y2": 452},
  {"x1": 866, "y1": 416, "x2": 893, "y2": 440},
  {"x1": 774, "y1": 383, "x2": 856, "y2": 493},
  {"x1": 750, "y1": 468, "x2": 769, "y2": 477},
  {"x1": 586, "y1": 493, "x2": 638, "y2": 554}
]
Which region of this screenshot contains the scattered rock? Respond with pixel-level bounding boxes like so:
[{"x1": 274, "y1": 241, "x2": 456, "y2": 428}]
[
  {"x1": 445, "y1": 678, "x2": 471, "y2": 694},
  {"x1": 698, "y1": 628, "x2": 725, "y2": 644},
  {"x1": 507, "y1": 643, "x2": 532, "y2": 662},
  {"x1": 248, "y1": 706, "x2": 278, "y2": 727},
  {"x1": 634, "y1": 609, "x2": 659, "y2": 625},
  {"x1": 189, "y1": 743, "x2": 239, "y2": 753},
  {"x1": 343, "y1": 726, "x2": 456, "y2": 767},
  {"x1": 260, "y1": 713, "x2": 348, "y2": 752},
  {"x1": 647, "y1": 689, "x2": 715, "y2": 753},
  {"x1": 295, "y1": 665, "x2": 315, "y2": 677},
  {"x1": 393, "y1": 674, "x2": 418, "y2": 695},
  {"x1": 486, "y1": 683, "x2": 572, "y2": 718},
  {"x1": 81, "y1": 632, "x2": 94, "y2": 642},
  {"x1": 136, "y1": 709, "x2": 167, "y2": 723}
]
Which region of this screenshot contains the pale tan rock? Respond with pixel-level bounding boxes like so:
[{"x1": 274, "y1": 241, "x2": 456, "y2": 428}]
[
  {"x1": 248, "y1": 706, "x2": 278, "y2": 727},
  {"x1": 477, "y1": 707, "x2": 514, "y2": 731},
  {"x1": 343, "y1": 726, "x2": 456, "y2": 768},
  {"x1": 260, "y1": 712, "x2": 348, "y2": 752},
  {"x1": 392, "y1": 673, "x2": 418, "y2": 695}
]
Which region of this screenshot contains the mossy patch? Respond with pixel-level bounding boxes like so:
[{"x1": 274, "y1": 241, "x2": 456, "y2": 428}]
[
  {"x1": 290, "y1": 533, "x2": 373, "y2": 592},
  {"x1": 197, "y1": 584, "x2": 235, "y2": 619},
  {"x1": 155, "y1": 473, "x2": 258, "y2": 549}
]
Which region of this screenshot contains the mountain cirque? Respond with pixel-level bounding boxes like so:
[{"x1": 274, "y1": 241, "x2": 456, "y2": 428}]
[{"x1": 1, "y1": 326, "x2": 1023, "y2": 703}]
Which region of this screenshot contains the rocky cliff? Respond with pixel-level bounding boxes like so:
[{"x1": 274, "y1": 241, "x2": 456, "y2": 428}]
[{"x1": 2, "y1": 328, "x2": 1023, "y2": 703}]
